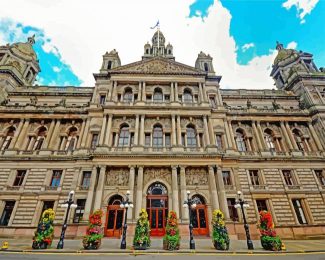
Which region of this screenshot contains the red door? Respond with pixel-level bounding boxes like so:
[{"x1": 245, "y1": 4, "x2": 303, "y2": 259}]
[
  {"x1": 192, "y1": 205, "x2": 209, "y2": 236},
  {"x1": 105, "y1": 205, "x2": 124, "y2": 238},
  {"x1": 147, "y1": 195, "x2": 168, "y2": 236}
]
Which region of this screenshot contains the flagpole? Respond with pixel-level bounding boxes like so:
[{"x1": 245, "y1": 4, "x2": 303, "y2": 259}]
[{"x1": 157, "y1": 25, "x2": 160, "y2": 55}]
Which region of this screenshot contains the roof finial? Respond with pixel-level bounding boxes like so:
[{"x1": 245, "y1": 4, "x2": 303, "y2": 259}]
[
  {"x1": 276, "y1": 41, "x2": 283, "y2": 51},
  {"x1": 27, "y1": 35, "x2": 36, "y2": 45}
]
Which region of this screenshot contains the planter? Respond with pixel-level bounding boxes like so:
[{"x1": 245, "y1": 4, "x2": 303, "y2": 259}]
[
  {"x1": 213, "y1": 240, "x2": 229, "y2": 251},
  {"x1": 83, "y1": 240, "x2": 101, "y2": 250},
  {"x1": 260, "y1": 236, "x2": 281, "y2": 251},
  {"x1": 134, "y1": 242, "x2": 149, "y2": 250},
  {"x1": 163, "y1": 239, "x2": 180, "y2": 251},
  {"x1": 32, "y1": 241, "x2": 48, "y2": 249}
]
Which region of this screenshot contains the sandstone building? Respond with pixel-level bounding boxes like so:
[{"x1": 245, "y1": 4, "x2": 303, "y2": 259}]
[{"x1": 0, "y1": 32, "x2": 325, "y2": 240}]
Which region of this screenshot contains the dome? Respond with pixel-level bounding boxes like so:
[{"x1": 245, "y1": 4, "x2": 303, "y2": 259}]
[
  {"x1": 152, "y1": 30, "x2": 165, "y2": 45},
  {"x1": 9, "y1": 35, "x2": 37, "y2": 62}
]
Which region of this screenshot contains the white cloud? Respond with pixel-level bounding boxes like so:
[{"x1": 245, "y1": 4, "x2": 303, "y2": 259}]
[
  {"x1": 0, "y1": 0, "x2": 280, "y2": 89},
  {"x1": 53, "y1": 66, "x2": 61, "y2": 73},
  {"x1": 242, "y1": 43, "x2": 255, "y2": 52},
  {"x1": 287, "y1": 41, "x2": 298, "y2": 49},
  {"x1": 282, "y1": 0, "x2": 319, "y2": 22}
]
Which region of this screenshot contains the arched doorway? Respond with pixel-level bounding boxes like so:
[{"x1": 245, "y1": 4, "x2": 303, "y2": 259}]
[
  {"x1": 105, "y1": 195, "x2": 124, "y2": 238},
  {"x1": 191, "y1": 194, "x2": 209, "y2": 236},
  {"x1": 146, "y1": 182, "x2": 168, "y2": 236}
]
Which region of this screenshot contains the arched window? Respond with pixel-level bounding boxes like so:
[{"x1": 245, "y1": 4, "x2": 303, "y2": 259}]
[
  {"x1": 192, "y1": 194, "x2": 206, "y2": 205},
  {"x1": 235, "y1": 129, "x2": 247, "y2": 152},
  {"x1": 147, "y1": 182, "x2": 168, "y2": 195},
  {"x1": 153, "y1": 88, "x2": 163, "y2": 102},
  {"x1": 108, "y1": 195, "x2": 123, "y2": 206},
  {"x1": 183, "y1": 89, "x2": 193, "y2": 103},
  {"x1": 264, "y1": 129, "x2": 275, "y2": 151},
  {"x1": 292, "y1": 129, "x2": 307, "y2": 151},
  {"x1": 204, "y1": 63, "x2": 209, "y2": 72},
  {"x1": 65, "y1": 127, "x2": 78, "y2": 151},
  {"x1": 187, "y1": 126, "x2": 197, "y2": 147},
  {"x1": 123, "y1": 88, "x2": 133, "y2": 102},
  {"x1": 168, "y1": 49, "x2": 172, "y2": 55},
  {"x1": 107, "y1": 60, "x2": 112, "y2": 70},
  {"x1": 146, "y1": 49, "x2": 149, "y2": 54},
  {"x1": 33, "y1": 126, "x2": 47, "y2": 150},
  {"x1": 1, "y1": 126, "x2": 15, "y2": 151},
  {"x1": 153, "y1": 125, "x2": 163, "y2": 147},
  {"x1": 118, "y1": 125, "x2": 129, "y2": 147}
]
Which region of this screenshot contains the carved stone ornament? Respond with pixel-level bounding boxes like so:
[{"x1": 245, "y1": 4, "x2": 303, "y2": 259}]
[
  {"x1": 111, "y1": 57, "x2": 204, "y2": 75},
  {"x1": 186, "y1": 167, "x2": 208, "y2": 185},
  {"x1": 144, "y1": 118, "x2": 171, "y2": 130},
  {"x1": 113, "y1": 118, "x2": 135, "y2": 129},
  {"x1": 105, "y1": 168, "x2": 129, "y2": 186},
  {"x1": 144, "y1": 167, "x2": 171, "y2": 186}
]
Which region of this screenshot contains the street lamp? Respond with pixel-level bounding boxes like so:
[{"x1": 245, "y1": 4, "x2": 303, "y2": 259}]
[
  {"x1": 57, "y1": 190, "x2": 77, "y2": 249},
  {"x1": 120, "y1": 190, "x2": 134, "y2": 249},
  {"x1": 234, "y1": 191, "x2": 254, "y2": 250},
  {"x1": 183, "y1": 190, "x2": 197, "y2": 250}
]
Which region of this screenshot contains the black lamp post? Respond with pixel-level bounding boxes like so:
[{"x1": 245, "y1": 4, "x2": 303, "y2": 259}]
[
  {"x1": 183, "y1": 190, "x2": 197, "y2": 250},
  {"x1": 235, "y1": 190, "x2": 254, "y2": 250},
  {"x1": 120, "y1": 190, "x2": 134, "y2": 249},
  {"x1": 57, "y1": 190, "x2": 77, "y2": 249}
]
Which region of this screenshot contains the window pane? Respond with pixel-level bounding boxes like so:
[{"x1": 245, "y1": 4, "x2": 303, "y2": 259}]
[
  {"x1": 0, "y1": 201, "x2": 15, "y2": 226},
  {"x1": 292, "y1": 199, "x2": 307, "y2": 224}
]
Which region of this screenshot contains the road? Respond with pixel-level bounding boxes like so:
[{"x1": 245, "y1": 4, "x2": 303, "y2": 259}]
[{"x1": 1, "y1": 252, "x2": 325, "y2": 260}]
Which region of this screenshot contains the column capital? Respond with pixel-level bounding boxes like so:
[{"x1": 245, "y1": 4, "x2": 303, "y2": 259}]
[
  {"x1": 171, "y1": 165, "x2": 178, "y2": 171},
  {"x1": 137, "y1": 165, "x2": 144, "y2": 169},
  {"x1": 208, "y1": 165, "x2": 216, "y2": 170},
  {"x1": 128, "y1": 165, "x2": 136, "y2": 170}
]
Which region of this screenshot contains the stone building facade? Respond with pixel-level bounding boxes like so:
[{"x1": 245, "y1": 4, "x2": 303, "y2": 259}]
[{"x1": 0, "y1": 32, "x2": 325, "y2": 240}]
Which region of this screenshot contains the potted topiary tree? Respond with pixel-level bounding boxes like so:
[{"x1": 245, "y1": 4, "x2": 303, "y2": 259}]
[
  {"x1": 258, "y1": 210, "x2": 283, "y2": 251},
  {"x1": 32, "y1": 208, "x2": 55, "y2": 249},
  {"x1": 163, "y1": 210, "x2": 180, "y2": 250},
  {"x1": 133, "y1": 209, "x2": 150, "y2": 250},
  {"x1": 82, "y1": 209, "x2": 104, "y2": 250},
  {"x1": 211, "y1": 209, "x2": 230, "y2": 250}
]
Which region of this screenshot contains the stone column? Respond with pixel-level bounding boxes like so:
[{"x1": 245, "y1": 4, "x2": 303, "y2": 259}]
[
  {"x1": 48, "y1": 119, "x2": 61, "y2": 149},
  {"x1": 171, "y1": 115, "x2": 177, "y2": 146},
  {"x1": 42, "y1": 119, "x2": 55, "y2": 149},
  {"x1": 138, "y1": 82, "x2": 142, "y2": 101},
  {"x1": 10, "y1": 119, "x2": 24, "y2": 148},
  {"x1": 93, "y1": 166, "x2": 106, "y2": 210},
  {"x1": 104, "y1": 114, "x2": 113, "y2": 146},
  {"x1": 202, "y1": 83, "x2": 208, "y2": 102},
  {"x1": 176, "y1": 115, "x2": 182, "y2": 145},
  {"x1": 285, "y1": 122, "x2": 299, "y2": 150},
  {"x1": 252, "y1": 121, "x2": 263, "y2": 151},
  {"x1": 170, "y1": 83, "x2": 174, "y2": 102},
  {"x1": 224, "y1": 119, "x2": 233, "y2": 149},
  {"x1": 108, "y1": 82, "x2": 113, "y2": 101},
  {"x1": 83, "y1": 166, "x2": 97, "y2": 220},
  {"x1": 171, "y1": 166, "x2": 180, "y2": 217},
  {"x1": 175, "y1": 82, "x2": 178, "y2": 102},
  {"x1": 308, "y1": 122, "x2": 323, "y2": 151},
  {"x1": 99, "y1": 115, "x2": 107, "y2": 145},
  {"x1": 128, "y1": 166, "x2": 135, "y2": 220},
  {"x1": 15, "y1": 119, "x2": 30, "y2": 149},
  {"x1": 203, "y1": 116, "x2": 211, "y2": 145},
  {"x1": 134, "y1": 115, "x2": 140, "y2": 145},
  {"x1": 208, "y1": 117, "x2": 215, "y2": 145},
  {"x1": 180, "y1": 166, "x2": 189, "y2": 221},
  {"x1": 216, "y1": 167, "x2": 229, "y2": 219},
  {"x1": 208, "y1": 166, "x2": 219, "y2": 210},
  {"x1": 256, "y1": 121, "x2": 266, "y2": 150},
  {"x1": 199, "y1": 83, "x2": 204, "y2": 103},
  {"x1": 76, "y1": 119, "x2": 86, "y2": 148},
  {"x1": 228, "y1": 120, "x2": 237, "y2": 148},
  {"x1": 142, "y1": 82, "x2": 146, "y2": 101},
  {"x1": 135, "y1": 166, "x2": 144, "y2": 216},
  {"x1": 280, "y1": 121, "x2": 293, "y2": 150},
  {"x1": 112, "y1": 81, "x2": 118, "y2": 102},
  {"x1": 81, "y1": 119, "x2": 90, "y2": 148},
  {"x1": 139, "y1": 115, "x2": 145, "y2": 146}
]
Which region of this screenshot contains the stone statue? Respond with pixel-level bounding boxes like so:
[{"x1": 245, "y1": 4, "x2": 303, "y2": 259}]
[
  {"x1": 272, "y1": 99, "x2": 281, "y2": 110},
  {"x1": 59, "y1": 98, "x2": 66, "y2": 107},
  {"x1": 247, "y1": 99, "x2": 252, "y2": 109},
  {"x1": 30, "y1": 96, "x2": 37, "y2": 106}
]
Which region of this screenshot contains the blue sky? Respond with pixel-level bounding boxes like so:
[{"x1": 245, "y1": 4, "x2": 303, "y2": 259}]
[{"x1": 0, "y1": 0, "x2": 324, "y2": 88}]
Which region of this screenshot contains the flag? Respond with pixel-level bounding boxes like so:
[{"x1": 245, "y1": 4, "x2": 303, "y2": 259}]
[{"x1": 150, "y1": 20, "x2": 160, "y2": 29}]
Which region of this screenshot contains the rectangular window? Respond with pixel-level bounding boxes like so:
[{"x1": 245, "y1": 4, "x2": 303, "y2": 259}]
[
  {"x1": 256, "y1": 199, "x2": 268, "y2": 213},
  {"x1": 282, "y1": 170, "x2": 294, "y2": 186},
  {"x1": 164, "y1": 95, "x2": 170, "y2": 101},
  {"x1": 91, "y1": 134, "x2": 98, "y2": 149},
  {"x1": 292, "y1": 199, "x2": 308, "y2": 224},
  {"x1": 249, "y1": 170, "x2": 260, "y2": 186},
  {"x1": 99, "y1": 95, "x2": 106, "y2": 105},
  {"x1": 165, "y1": 134, "x2": 171, "y2": 147},
  {"x1": 222, "y1": 171, "x2": 232, "y2": 186},
  {"x1": 13, "y1": 170, "x2": 26, "y2": 186},
  {"x1": 227, "y1": 198, "x2": 239, "y2": 222},
  {"x1": 0, "y1": 201, "x2": 15, "y2": 226},
  {"x1": 50, "y1": 170, "x2": 62, "y2": 187},
  {"x1": 145, "y1": 134, "x2": 150, "y2": 146},
  {"x1": 209, "y1": 96, "x2": 217, "y2": 108},
  {"x1": 216, "y1": 135, "x2": 223, "y2": 149},
  {"x1": 81, "y1": 171, "x2": 91, "y2": 188},
  {"x1": 315, "y1": 170, "x2": 325, "y2": 186},
  {"x1": 73, "y1": 199, "x2": 86, "y2": 223}
]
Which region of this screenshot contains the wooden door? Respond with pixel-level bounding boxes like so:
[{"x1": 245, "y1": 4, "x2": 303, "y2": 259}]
[
  {"x1": 192, "y1": 205, "x2": 209, "y2": 236},
  {"x1": 105, "y1": 205, "x2": 124, "y2": 238},
  {"x1": 147, "y1": 195, "x2": 168, "y2": 236}
]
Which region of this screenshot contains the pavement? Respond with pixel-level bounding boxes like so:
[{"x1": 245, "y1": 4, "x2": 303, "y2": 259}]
[{"x1": 0, "y1": 238, "x2": 324, "y2": 254}]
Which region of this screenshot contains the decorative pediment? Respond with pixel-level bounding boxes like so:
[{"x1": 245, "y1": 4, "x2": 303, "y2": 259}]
[{"x1": 111, "y1": 57, "x2": 205, "y2": 76}]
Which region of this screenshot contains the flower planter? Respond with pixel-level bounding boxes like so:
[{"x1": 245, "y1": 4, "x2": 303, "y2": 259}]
[
  {"x1": 32, "y1": 208, "x2": 55, "y2": 250},
  {"x1": 213, "y1": 240, "x2": 229, "y2": 250},
  {"x1": 260, "y1": 236, "x2": 282, "y2": 251},
  {"x1": 83, "y1": 240, "x2": 101, "y2": 250},
  {"x1": 134, "y1": 242, "x2": 149, "y2": 250},
  {"x1": 133, "y1": 209, "x2": 151, "y2": 250},
  {"x1": 163, "y1": 239, "x2": 180, "y2": 251},
  {"x1": 211, "y1": 210, "x2": 230, "y2": 251},
  {"x1": 82, "y1": 209, "x2": 103, "y2": 250}
]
